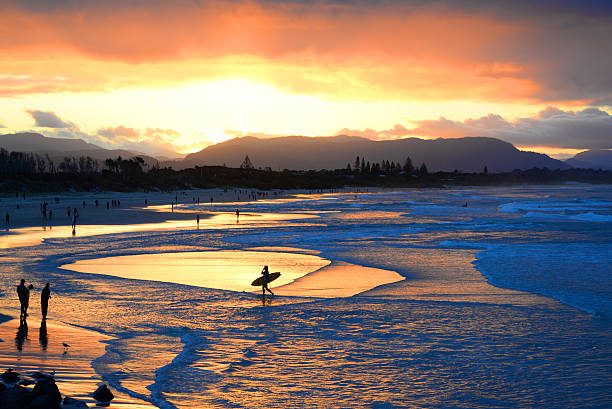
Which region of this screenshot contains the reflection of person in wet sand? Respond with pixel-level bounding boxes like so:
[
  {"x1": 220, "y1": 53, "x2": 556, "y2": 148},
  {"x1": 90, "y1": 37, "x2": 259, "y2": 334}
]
[
  {"x1": 39, "y1": 320, "x2": 48, "y2": 350},
  {"x1": 261, "y1": 265, "x2": 274, "y2": 298},
  {"x1": 16, "y1": 319, "x2": 28, "y2": 351},
  {"x1": 41, "y1": 283, "x2": 51, "y2": 321}
]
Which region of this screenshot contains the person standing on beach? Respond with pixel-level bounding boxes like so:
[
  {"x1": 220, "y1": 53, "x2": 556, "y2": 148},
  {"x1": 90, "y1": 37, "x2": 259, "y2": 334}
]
[
  {"x1": 72, "y1": 210, "x2": 78, "y2": 232},
  {"x1": 261, "y1": 265, "x2": 274, "y2": 297},
  {"x1": 17, "y1": 279, "x2": 27, "y2": 317},
  {"x1": 41, "y1": 283, "x2": 51, "y2": 321},
  {"x1": 196, "y1": 214, "x2": 200, "y2": 227},
  {"x1": 22, "y1": 284, "x2": 34, "y2": 317},
  {"x1": 5, "y1": 212, "x2": 9, "y2": 229}
]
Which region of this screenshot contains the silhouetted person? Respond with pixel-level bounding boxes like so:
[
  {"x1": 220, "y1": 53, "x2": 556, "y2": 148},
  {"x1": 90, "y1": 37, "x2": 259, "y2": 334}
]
[
  {"x1": 236, "y1": 209, "x2": 240, "y2": 218},
  {"x1": 107, "y1": 201, "x2": 110, "y2": 210},
  {"x1": 261, "y1": 265, "x2": 274, "y2": 297},
  {"x1": 24, "y1": 284, "x2": 34, "y2": 317},
  {"x1": 39, "y1": 320, "x2": 48, "y2": 351},
  {"x1": 48, "y1": 209, "x2": 52, "y2": 220},
  {"x1": 17, "y1": 279, "x2": 27, "y2": 317},
  {"x1": 196, "y1": 214, "x2": 200, "y2": 227},
  {"x1": 72, "y1": 208, "x2": 78, "y2": 232},
  {"x1": 5, "y1": 212, "x2": 9, "y2": 229},
  {"x1": 41, "y1": 283, "x2": 51, "y2": 321}
]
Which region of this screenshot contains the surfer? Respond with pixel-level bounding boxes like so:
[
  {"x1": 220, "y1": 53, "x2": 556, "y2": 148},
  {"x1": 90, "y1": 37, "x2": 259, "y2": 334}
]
[{"x1": 261, "y1": 265, "x2": 274, "y2": 297}]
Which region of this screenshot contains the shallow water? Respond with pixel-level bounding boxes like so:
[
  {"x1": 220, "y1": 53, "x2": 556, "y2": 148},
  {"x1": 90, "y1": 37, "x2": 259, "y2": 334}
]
[{"x1": 1, "y1": 185, "x2": 611, "y2": 408}]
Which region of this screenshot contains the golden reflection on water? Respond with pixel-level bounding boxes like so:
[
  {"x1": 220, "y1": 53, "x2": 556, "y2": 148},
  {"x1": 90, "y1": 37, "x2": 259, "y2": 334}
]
[
  {"x1": 60, "y1": 251, "x2": 331, "y2": 293},
  {"x1": 0, "y1": 211, "x2": 320, "y2": 249},
  {"x1": 59, "y1": 250, "x2": 405, "y2": 297}
]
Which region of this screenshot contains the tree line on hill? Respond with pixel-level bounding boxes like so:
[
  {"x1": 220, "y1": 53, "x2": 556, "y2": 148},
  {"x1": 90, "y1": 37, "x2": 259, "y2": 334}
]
[{"x1": 1, "y1": 147, "x2": 611, "y2": 192}]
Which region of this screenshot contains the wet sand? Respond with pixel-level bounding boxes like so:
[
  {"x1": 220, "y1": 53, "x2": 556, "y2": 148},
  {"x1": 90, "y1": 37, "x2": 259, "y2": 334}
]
[{"x1": 0, "y1": 312, "x2": 155, "y2": 408}]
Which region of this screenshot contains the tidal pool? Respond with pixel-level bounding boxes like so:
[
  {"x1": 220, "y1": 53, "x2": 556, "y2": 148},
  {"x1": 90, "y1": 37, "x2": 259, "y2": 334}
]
[{"x1": 59, "y1": 250, "x2": 404, "y2": 297}]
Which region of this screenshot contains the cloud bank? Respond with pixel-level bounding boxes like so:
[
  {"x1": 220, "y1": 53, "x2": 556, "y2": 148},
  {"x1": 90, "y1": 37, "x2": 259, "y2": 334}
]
[
  {"x1": 337, "y1": 107, "x2": 612, "y2": 150},
  {"x1": 1, "y1": 1, "x2": 611, "y2": 105}
]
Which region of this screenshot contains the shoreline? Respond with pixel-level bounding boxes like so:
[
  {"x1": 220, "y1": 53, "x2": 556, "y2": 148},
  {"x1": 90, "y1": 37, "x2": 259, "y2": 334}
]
[{"x1": 0, "y1": 311, "x2": 155, "y2": 408}]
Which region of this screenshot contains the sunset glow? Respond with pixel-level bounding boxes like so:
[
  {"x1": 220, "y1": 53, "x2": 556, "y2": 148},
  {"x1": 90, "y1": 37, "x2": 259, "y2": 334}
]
[{"x1": 1, "y1": 1, "x2": 611, "y2": 157}]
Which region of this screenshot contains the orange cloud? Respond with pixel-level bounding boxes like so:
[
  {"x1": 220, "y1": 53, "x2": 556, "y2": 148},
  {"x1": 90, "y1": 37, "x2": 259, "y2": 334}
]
[{"x1": 0, "y1": 1, "x2": 577, "y2": 104}]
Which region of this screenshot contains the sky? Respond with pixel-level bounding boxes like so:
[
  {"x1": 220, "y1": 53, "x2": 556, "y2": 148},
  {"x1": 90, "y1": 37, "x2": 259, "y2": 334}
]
[{"x1": 0, "y1": 0, "x2": 611, "y2": 159}]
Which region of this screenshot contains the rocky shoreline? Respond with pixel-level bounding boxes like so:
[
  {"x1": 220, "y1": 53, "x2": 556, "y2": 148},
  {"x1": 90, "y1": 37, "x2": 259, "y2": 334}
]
[{"x1": 0, "y1": 368, "x2": 113, "y2": 409}]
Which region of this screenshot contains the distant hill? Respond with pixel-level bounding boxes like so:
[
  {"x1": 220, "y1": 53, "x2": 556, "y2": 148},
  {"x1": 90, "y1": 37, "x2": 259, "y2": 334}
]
[
  {"x1": 183, "y1": 135, "x2": 569, "y2": 172},
  {"x1": 0, "y1": 132, "x2": 159, "y2": 165},
  {"x1": 565, "y1": 149, "x2": 612, "y2": 170}
]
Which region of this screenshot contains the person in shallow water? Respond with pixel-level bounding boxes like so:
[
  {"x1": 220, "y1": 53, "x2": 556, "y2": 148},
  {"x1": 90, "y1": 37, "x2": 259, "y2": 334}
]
[
  {"x1": 41, "y1": 283, "x2": 51, "y2": 321},
  {"x1": 261, "y1": 265, "x2": 274, "y2": 297}
]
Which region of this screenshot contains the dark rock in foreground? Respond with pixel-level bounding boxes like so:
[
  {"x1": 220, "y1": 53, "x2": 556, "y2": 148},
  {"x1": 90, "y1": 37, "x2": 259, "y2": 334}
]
[
  {"x1": 31, "y1": 377, "x2": 62, "y2": 408},
  {"x1": 93, "y1": 384, "x2": 114, "y2": 402},
  {"x1": 63, "y1": 396, "x2": 89, "y2": 408},
  {"x1": 1, "y1": 368, "x2": 20, "y2": 383},
  {"x1": 0, "y1": 384, "x2": 31, "y2": 409}
]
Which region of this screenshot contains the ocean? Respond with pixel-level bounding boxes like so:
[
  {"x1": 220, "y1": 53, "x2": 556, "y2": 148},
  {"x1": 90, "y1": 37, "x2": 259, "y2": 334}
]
[{"x1": 1, "y1": 184, "x2": 611, "y2": 408}]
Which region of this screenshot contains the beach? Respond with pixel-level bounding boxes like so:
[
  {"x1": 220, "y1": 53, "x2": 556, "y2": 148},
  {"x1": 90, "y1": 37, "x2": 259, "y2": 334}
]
[{"x1": 0, "y1": 185, "x2": 611, "y2": 408}]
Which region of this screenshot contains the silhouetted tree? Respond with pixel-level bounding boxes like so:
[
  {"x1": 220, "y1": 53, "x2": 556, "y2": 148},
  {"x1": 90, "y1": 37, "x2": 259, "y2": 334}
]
[
  {"x1": 419, "y1": 162, "x2": 428, "y2": 176},
  {"x1": 354, "y1": 156, "x2": 360, "y2": 172},
  {"x1": 240, "y1": 155, "x2": 254, "y2": 169},
  {"x1": 484, "y1": 165, "x2": 488, "y2": 175},
  {"x1": 403, "y1": 157, "x2": 414, "y2": 174}
]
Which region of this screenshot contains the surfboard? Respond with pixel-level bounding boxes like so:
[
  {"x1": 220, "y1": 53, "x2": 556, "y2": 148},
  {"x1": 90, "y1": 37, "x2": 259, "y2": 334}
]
[{"x1": 251, "y1": 272, "x2": 281, "y2": 286}]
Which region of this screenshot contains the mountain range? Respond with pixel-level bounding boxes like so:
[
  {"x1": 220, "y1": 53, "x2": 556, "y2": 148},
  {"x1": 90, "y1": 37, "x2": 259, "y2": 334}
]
[
  {"x1": 565, "y1": 149, "x2": 612, "y2": 170},
  {"x1": 3, "y1": 132, "x2": 611, "y2": 172},
  {"x1": 183, "y1": 135, "x2": 569, "y2": 172},
  {"x1": 0, "y1": 132, "x2": 159, "y2": 166}
]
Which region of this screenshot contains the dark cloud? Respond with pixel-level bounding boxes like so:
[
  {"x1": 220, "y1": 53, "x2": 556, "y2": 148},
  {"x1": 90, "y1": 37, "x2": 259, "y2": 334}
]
[
  {"x1": 338, "y1": 107, "x2": 612, "y2": 150},
  {"x1": 27, "y1": 110, "x2": 73, "y2": 128},
  {"x1": 97, "y1": 126, "x2": 140, "y2": 140}
]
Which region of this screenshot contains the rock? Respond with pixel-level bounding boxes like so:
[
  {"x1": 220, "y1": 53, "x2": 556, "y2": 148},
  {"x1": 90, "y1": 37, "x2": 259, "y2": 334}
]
[
  {"x1": 31, "y1": 372, "x2": 49, "y2": 380},
  {"x1": 27, "y1": 394, "x2": 56, "y2": 409},
  {"x1": 0, "y1": 369, "x2": 20, "y2": 383},
  {"x1": 92, "y1": 384, "x2": 114, "y2": 402},
  {"x1": 0, "y1": 385, "x2": 32, "y2": 409},
  {"x1": 63, "y1": 396, "x2": 89, "y2": 408},
  {"x1": 0, "y1": 382, "x2": 6, "y2": 393},
  {"x1": 18, "y1": 378, "x2": 35, "y2": 386},
  {"x1": 31, "y1": 377, "x2": 61, "y2": 408}
]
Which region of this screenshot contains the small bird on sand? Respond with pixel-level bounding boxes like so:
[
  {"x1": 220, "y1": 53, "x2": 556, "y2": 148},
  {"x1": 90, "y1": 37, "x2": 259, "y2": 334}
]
[{"x1": 62, "y1": 342, "x2": 70, "y2": 354}]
